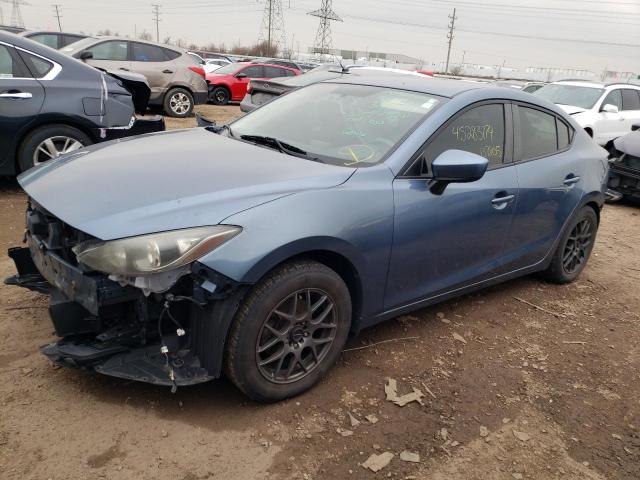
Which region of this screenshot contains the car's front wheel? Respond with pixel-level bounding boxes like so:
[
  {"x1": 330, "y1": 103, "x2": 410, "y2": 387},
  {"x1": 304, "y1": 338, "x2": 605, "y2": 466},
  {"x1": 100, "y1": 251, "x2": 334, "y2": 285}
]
[
  {"x1": 18, "y1": 124, "x2": 92, "y2": 172},
  {"x1": 224, "y1": 261, "x2": 352, "y2": 402},
  {"x1": 542, "y1": 206, "x2": 599, "y2": 283},
  {"x1": 164, "y1": 88, "x2": 194, "y2": 117}
]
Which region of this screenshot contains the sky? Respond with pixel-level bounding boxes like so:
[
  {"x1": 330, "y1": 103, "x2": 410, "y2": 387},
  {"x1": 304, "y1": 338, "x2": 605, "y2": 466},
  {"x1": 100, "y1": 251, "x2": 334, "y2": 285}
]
[{"x1": 9, "y1": 0, "x2": 640, "y2": 74}]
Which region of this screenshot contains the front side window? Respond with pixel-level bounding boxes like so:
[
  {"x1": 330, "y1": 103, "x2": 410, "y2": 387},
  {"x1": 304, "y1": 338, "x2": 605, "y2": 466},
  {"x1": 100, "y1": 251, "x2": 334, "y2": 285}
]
[
  {"x1": 601, "y1": 90, "x2": 623, "y2": 111},
  {"x1": 518, "y1": 107, "x2": 558, "y2": 160},
  {"x1": 621, "y1": 89, "x2": 640, "y2": 111},
  {"x1": 231, "y1": 83, "x2": 442, "y2": 167},
  {"x1": 420, "y1": 104, "x2": 506, "y2": 173},
  {"x1": 87, "y1": 41, "x2": 128, "y2": 61},
  {"x1": 241, "y1": 66, "x2": 264, "y2": 78},
  {"x1": 131, "y1": 42, "x2": 167, "y2": 62}
]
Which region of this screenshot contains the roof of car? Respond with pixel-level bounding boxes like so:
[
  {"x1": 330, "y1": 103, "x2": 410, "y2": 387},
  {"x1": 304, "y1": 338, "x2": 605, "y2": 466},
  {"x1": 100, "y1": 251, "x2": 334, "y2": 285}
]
[
  {"x1": 328, "y1": 73, "x2": 490, "y2": 98},
  {"x1": 74, "y1": 35, "x2": 187, "y2": 53}
]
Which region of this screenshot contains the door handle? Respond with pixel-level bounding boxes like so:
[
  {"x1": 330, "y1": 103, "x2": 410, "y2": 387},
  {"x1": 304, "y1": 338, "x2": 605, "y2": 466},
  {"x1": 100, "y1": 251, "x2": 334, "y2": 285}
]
[
  {"x1": 491, "y1": 192, "x2": 516, "y2": 209},
  {"x1": 119, "y1": 67, "x2": 129, "y2": 71},
  {"x1": 162, "y1": 69, "x2": 174, "y2": 74},
  {"x1": 0, "y1": 91, "x2": 32, "y2": 99},
  {"x1": 563, "y1": 175, "x2": 580, "y2": 186}
]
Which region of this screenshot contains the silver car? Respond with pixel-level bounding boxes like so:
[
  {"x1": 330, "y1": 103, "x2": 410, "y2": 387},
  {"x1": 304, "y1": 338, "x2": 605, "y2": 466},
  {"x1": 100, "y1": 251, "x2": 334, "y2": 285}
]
[{"x1": 61, "y1": 37, "x2": 208, "y2": 117}]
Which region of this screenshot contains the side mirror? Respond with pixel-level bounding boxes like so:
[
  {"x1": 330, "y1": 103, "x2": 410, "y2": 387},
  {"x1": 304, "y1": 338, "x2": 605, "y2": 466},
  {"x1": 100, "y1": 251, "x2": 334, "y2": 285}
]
[
  {"x1": 632, "y1": 123, "x2": 640, "y2": 132},
  {"x1": 601, "y1": 103, "x2": 619, "y2": 114},
  {"x1": 235, "y1": 72, "x2": 247, "y2": 79},
  {"x1": 79, "y1": 50, "x2": 93, "y2": 61},
  {"x1": 428, "y1": 150, "x2": 488, "y2": 195}
]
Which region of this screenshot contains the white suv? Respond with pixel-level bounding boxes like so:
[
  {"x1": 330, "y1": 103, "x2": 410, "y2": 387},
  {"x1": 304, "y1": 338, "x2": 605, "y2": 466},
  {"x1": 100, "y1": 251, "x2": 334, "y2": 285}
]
[{"x1": 534, "y1": 81, "x2": 640, "y2": 146}]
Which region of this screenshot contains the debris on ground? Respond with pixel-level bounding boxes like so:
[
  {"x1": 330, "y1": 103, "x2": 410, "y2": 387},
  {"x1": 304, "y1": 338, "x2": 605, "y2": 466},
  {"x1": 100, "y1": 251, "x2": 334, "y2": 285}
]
[
  {"x1": 399, "y1": 450, "x2": 420, "y2": 463},
  {"x1": 348, "y1": 412, "x2": 361, "y2": 428},
  {"x1": 365, "y1": 414, "x2": 379, "y2": 424},
  {"x1": 385, "y1": 378, "x2": 425, "y2": 407},
  {"x1": 479, "y1": 426, "x2": 489, "y2": 437},
  {"x1": 336, "y1": 428, "x2": 353, "y2": 437},
  {"x1": 513, "y1": 430, "x2": 531, "y2": 442},
  {"x1": 362, "y1": 452, "x2": 394, "y2": 472},
  {"x1": 452, "y1": 332, "x2": 467, "y2": 344}
]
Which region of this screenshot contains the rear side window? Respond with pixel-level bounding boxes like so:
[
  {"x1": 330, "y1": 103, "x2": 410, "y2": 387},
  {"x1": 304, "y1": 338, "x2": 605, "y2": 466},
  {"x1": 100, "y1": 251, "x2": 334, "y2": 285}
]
[
  {"x1": 621, "y1": 89, "x2": 640, "y2": 111},
  {"x1": 164, "y1": 49, "x2": 182, "y2": 60},
  {"x1": 87, "y1": 41, "x2": 128, "y2": 61},
  {"x1": 601, "y1": 89, "x2": 623, "y2": 111},
  {"x1": 421, "y1": 104, "x2": 506, "y2": 172},
  {"x1": 557, "y1": 119, "x2": 571, "y2": 150},
  {"x1": 28, "y1": 33, "x2": 59, "y2": 49},
  {"x1": 263, "y1": 66, "x2": 287, "y2": 78},
  {"x1": 131, "y1": 42, "x2": 168, "y2": 62},
  {"x1": 18, "y1": 51, "x2": 54, "y2": 78},
  {"x1": 0, "y1": 45, "x2": 28, "y2": 78},
  {"x1": 518, "y1": 107, "x2": 558, "y2": 160}
]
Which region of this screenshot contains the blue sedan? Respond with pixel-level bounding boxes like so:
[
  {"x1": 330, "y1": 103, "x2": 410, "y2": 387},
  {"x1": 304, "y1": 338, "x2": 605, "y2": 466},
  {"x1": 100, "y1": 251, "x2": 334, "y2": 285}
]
[{"x1": 7, "y1": 72, "x2": 608, "y2": 401}]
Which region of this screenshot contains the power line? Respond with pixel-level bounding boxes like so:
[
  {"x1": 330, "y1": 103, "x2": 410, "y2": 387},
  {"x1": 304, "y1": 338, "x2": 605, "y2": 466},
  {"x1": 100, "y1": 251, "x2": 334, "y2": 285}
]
[
  {"x1": 52, "y1": 3, "x2": 62, "y2": 31},
  {"x1": 151, "y1": 3, "x2": 161, "y2": 43},
  {"x1": 445, "y1": 7, "x2": 456, "y2": 74},
  {"x1": 308, "y1": 0, "x2": 342, "y2": 56}
]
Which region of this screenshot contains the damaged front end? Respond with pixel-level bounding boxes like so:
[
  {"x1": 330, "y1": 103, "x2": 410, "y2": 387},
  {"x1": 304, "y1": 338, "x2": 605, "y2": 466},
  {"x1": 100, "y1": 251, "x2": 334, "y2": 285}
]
[
  {"x1": 5, "y1": 201, "x2": 246, "y2": 391},
  {"x1": 607, "y1": 126, "x2": 640, "y2": 203}
]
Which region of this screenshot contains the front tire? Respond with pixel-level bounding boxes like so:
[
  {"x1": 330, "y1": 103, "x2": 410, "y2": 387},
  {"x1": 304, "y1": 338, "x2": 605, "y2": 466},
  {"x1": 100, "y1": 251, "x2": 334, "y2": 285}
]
[
  {"x1": 542, "y1": 206, "x2": 598, "y2": 284},
  {"x1": 164, "y1": 87, "x2": 194, "y2": 117},
  {"x1": 224, "y1": 261, "x2": 352, "y2": 402},
  {"x1": 18, "y1": 124, "x2": 92, "y2": 172}
]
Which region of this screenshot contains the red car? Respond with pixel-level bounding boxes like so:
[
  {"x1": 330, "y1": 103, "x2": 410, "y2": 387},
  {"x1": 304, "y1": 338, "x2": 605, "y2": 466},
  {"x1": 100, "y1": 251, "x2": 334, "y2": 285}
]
[{"x1": 206, "y1": 63, "x2": 300, "y2": 105}]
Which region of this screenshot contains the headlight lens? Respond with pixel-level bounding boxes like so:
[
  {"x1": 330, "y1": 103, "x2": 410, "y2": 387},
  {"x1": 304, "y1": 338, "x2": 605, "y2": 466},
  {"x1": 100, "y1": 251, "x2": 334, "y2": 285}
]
[{"x1": 72, "y1": 225, "x2": 240, "y2": 276}]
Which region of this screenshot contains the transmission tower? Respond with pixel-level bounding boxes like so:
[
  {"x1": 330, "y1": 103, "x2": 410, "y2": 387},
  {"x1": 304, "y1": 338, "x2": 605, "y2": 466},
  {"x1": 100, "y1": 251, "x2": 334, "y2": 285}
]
[
  {"x1": 2, "y1": 0, "x2": 28, "y2": 28},
  {"x1": 308, "y1": 0, "x2": 342, "y2": 57},
  {"x1": 444, "y1": 7, "x2": 457, "y2": 74},
  {"x1": 258, "y1": 0, "x2": 286, "y2": 57}
]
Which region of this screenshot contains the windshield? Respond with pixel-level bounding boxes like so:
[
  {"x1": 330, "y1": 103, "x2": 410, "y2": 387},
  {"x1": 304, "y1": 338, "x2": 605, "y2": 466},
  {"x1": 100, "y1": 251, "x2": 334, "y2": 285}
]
[
  {"x1": 534, "y1": 84, "x2": 604, "y2": 109},
  {"x1": 231, "y1": 83, "x2": 442, "y2": 167},
  {"x1": 60, "y1": 36, "x2": 98, "y2": 55},
  {"x1": 211, "y1": 62, "x2": 243, "y2": 75}
]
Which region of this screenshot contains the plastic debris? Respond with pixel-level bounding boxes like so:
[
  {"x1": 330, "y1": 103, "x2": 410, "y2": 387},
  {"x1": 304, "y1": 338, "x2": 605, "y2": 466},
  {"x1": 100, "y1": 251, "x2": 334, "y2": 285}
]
[
  {"x1": 362, "y1": 452, "x2": 394, "y2": 472},
  {"x1": 400, "y1": 451, "x2": 420, "y2": 463},
  {"x1": 385, "y1": 378, "x2": 425, "y2": 407}
]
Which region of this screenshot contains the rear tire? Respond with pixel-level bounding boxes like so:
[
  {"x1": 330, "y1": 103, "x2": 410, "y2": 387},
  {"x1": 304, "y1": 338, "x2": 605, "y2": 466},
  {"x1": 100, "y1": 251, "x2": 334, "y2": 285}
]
[
  {"x1": 18, "y1": 124, "x2": 92, "y2": 172},
  {"x1": 541, "y1": 206, "x2": 598, "y2": 284},
  {"x1": 224, "y1": 260, "x2": 352, "y2": 402},
  {"x1": 210, "y1": 86, "x2": 230, "y2": 105},
  {"x1": 164, "y1": 88, "x2": 194, "y2": 117}
]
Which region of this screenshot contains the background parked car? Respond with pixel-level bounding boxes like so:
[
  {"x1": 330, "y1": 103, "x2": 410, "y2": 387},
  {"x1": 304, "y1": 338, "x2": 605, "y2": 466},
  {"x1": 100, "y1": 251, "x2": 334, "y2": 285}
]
[
  {"x1": 608, "y1": 123, "x2": 640, "y2": 203},
  {"x1": 0, "y1": 31, "x2": 164, "y2": 174},
  {"x1": 522, "y1": 82, "x2": 546, "y2": 93},
  {"x1": 19, "y1": 31, "x2": 87, "y2": 50},
  {"x1": 206, "y1": 62, "x2": 299, "y2": 105},
  {"x1": 240, "y1": 65, "x2": 427, "y2": 112},
  {"x1": 534, "y1": 80, "x2": 640, "y2": 146},
  {"x1": 203, "y1": 58, "x2": 231, "y2": 74},
  {"x1": 61, "y1": 36, "x2": 208, "y2": 117}
]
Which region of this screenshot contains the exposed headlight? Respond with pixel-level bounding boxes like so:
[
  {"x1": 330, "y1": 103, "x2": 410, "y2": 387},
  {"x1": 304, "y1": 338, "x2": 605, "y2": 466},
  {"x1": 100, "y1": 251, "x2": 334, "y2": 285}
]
[{"x1": 72, "y1": 225, "x2": 240, "y2": 276}]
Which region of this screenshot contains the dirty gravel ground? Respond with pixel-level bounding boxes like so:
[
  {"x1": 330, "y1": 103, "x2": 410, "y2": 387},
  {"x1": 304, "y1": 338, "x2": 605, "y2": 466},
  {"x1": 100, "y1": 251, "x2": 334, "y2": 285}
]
[{"x1": 1, "y1": 104, "x2": 639, "y2": 480}]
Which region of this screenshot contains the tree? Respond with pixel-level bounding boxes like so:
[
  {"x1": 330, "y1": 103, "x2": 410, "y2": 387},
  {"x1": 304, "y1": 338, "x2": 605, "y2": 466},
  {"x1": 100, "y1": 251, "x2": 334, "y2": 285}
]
[{"x1": 138, "y1": 30, "x2": 153, "y2": 41}]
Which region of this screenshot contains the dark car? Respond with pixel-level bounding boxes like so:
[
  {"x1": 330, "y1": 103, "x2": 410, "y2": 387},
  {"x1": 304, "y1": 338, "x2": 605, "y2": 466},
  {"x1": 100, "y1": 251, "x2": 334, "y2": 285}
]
[
  {"x1": 0, "y1": 31, "x2": 164, "y2": 174},
  {"x1": 20, "y1": 31, "x2": 88, "y2": 49},
  {"x1": 608, "y1": 124, "x2": 640, "y2": 202},
  {"x1": 6, "y1": 75, "x2": 607, "y2": 402}
]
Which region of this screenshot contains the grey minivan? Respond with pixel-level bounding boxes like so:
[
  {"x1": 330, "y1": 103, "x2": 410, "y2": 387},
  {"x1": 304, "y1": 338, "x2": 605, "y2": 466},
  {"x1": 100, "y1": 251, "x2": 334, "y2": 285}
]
[{"x1": 61, "y1": 37, "x2": 208, "y2": 117}]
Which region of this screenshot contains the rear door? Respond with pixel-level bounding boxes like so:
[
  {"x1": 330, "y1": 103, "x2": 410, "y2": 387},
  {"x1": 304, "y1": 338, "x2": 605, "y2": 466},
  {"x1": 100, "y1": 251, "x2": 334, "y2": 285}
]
[
  {"x1": 84, "y1": 39, "x2": 131, "y2": 73},
  {"x1": 263, "y1": 65, "x2": 290, "y2": 79},
  {"x1": 0, "y1": 43, "x2": 45, "y2": 172},
  {"x1": 130, "y1": 42, "x2": 177, "y2": 101},
  {"x1": 621, "y1": 89, "x2": 640, "y2": 133},
  {"x1": 507, "y1": 103, "x2": 583, "y2": 270}
]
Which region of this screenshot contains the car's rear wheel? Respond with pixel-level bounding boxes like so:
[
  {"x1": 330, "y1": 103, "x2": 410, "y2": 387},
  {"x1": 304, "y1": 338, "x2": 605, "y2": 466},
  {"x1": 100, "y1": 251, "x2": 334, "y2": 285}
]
[
  {"x1": 542, "y1": 206, "x2": 598, "y2": 284},
  {"x1": 18, "y1": 124, "x2": 92, "y2": 172},
  {"x1": 164, "y1": 88, "x2": 194, "y2": 117},
  {"x1": 210, "y1": 86, "x2": 230, "y2": 105},
  {"x1": 224, "y1": 260, "x2": 352, "y2": 402}
]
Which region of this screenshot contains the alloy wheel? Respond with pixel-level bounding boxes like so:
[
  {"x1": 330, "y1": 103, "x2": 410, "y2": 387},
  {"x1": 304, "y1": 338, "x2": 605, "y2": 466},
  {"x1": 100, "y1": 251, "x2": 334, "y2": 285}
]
[
  {"x1": 170, "y1": 92, "x2": 191, "y2": 115},
  {"x1": 562, "y1": 217, "x2": 594, "y2": 274},
  {"x1": 256, "y1": 288, "x2": 337, "y2": 384},
  {"x1": 215, "y1": 90, "x2": 227, "y2": 103},
  {"x1": 33, "y1": 136, "x2": 84, "y2": 166}
]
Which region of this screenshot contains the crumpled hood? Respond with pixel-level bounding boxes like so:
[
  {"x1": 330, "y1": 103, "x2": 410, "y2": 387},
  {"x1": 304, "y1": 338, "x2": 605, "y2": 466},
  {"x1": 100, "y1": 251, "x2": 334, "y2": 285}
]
[
  {"x1": 557, "y1": 104, "x2": 587, "y2": 115},
  {"x1": 614, "y1": 130, "x2": 640, "y2": 158},
  {"x1": 18, "y1": 128, "x2": 353, "y2": 240}
]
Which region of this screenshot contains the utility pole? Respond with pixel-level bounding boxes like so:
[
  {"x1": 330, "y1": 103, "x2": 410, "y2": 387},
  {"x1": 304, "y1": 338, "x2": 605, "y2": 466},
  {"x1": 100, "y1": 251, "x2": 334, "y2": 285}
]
[
  {"x1": 497, "y1": 59, "x2": 506, "y2": 78},
  {"x1": 151, "y1": 4, "x2": 161, "y2": 43},
  {"x1": 461, "y1": 50, "x2": 466, "y2": 65},
  {"x1": 52, "y1": 4, "x2": 62, "y2": 32},
  {"x1": 445, "y1": 7, "x2": 457, "y2": 74},
  {"x1": 267, "y1": 0, "x2": 272, "y2": 56}
]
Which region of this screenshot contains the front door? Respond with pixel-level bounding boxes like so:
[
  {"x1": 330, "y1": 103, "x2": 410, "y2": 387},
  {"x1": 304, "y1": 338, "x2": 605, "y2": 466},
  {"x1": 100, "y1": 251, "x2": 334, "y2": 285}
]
[
  {"x1": 595, "y1": 89, "x2": 626, "y2": 144},
  {"x1": 232, "y1": 65, "x2": 264, "y2": 101},
  {"x1": 385, "y1": 102, "x2": 519, "y2": 310},
  {"x1": 0, "y1": 43, "x2": 45, "y2": 172}
]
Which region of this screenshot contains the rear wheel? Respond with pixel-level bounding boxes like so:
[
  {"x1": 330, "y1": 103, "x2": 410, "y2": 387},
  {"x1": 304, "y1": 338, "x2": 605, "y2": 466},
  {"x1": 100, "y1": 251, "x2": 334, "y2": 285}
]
[
  {"x1": 164, "y1": 88, "x2": 194, "y2": 117},
  {"x1": 224, "y1": 261, "x2": 352, "y2": 402},
  {"x1": 18, "y1": 124, "x2": 92, "y2": 172},
  {"x1": 210, "y1": 86, "x2": 230, "y2": 105},
  {"x1": 542, "y1": 206, "x2": 598, "y2": 284}
]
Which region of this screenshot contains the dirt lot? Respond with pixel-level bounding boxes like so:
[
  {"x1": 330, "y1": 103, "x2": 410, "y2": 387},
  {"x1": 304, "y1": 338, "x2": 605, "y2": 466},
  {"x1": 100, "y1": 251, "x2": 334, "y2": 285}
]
[{"x1": 0, "y1": 106, "x2": 639, "y2": 480}]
